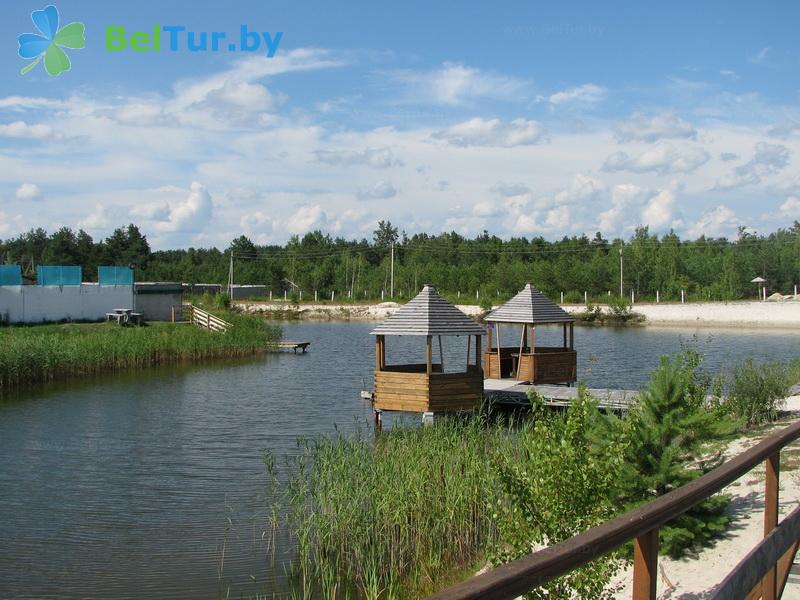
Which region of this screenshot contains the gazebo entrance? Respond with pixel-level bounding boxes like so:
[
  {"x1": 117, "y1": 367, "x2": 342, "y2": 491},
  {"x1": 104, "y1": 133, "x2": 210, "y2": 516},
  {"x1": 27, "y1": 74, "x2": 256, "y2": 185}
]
[{"x1": 484, "y1": 283, "x2": 577, "y2": 385}]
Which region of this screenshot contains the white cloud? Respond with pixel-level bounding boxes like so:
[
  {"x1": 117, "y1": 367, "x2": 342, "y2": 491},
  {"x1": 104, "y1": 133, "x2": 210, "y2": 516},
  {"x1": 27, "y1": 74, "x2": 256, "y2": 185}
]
[
  {"x1": 767, "y1": 121, "x2": 800, "y2": 139},
  {"x1": 472, "y1": 201, "x2": 499, "y2": 217},
  {"x1": 315, "y1": 146, "x2": 403, "y2": 168},
  {"x1": 597, "y1": 183, "x2": 649, "y2": 232},
  {"x1": 748, "y1": 47, "x2": 770, "y2": 64},
  {"x1": 603, "y1": 143, "x2": 710, "y2": 175},
  {"x1": 0, "y1": 96, "x2": 64, "y2": 111},
  {"x1": 491, "y1": 182, "x2": 530, "y2": 197},
  {"x1": 15, "y1": 183, "x2": 42, "y2": 200},
  {"x1": 642, "y1": 188, "x2": 677, "y2": 229},
  {"x1": 78, "y1": 203, "x2": 111, "y2": 231},
  {"x1": 388, "y1": 62, "x2": 528, "y2": 106},
  {"x1": 720, "y1": 152, "x2": 739, "y2": 162},
  {"x1": 0, "y1": 121, "x2": 52, "y2": 139},
  {"x1": 131, "y1": 201, "x2": 171, "y2": 221},
  {"x1": 714, "y1": 142, "x2": 791, "y2": 190},
  {"x1": 779, "y1": 197, "x2": 800, "y2": 219},
  {"x1": 688, "y1": 205, "x2": 739, "y2": 237},
  {"x1": 613, "y1": 112, "x2": 696, "y2": 143},
  {"x1": 548, "y1": 83, "x2": 606, "y2": 105},
  {"x1": 357, "y1": 180, "x2": 397, "y2": 200},
  {"x1": 545, "y1": 205, "x2": 570, "y2": 228},
  {"x1": 720, "y1": 70, "x2": 739, "y2": 80},
  {"x1": 554, "y1": 173, "x2": 605, "y2": 205},
  {"x1": 155, "y1": 182, "x2": 213, "y2": 233},
  {"x1": 432, "y1": 117, "x2": 546, "y2": 147},
  {"x1": 285, "y1": 204, "x2": 328, "y2": 235}
]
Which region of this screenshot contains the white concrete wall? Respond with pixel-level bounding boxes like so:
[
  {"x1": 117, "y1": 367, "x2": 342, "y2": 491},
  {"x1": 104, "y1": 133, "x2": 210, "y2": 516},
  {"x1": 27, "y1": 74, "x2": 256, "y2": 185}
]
[{"x1": 0, "y1": 284, "x2": 134, "y2": 324}]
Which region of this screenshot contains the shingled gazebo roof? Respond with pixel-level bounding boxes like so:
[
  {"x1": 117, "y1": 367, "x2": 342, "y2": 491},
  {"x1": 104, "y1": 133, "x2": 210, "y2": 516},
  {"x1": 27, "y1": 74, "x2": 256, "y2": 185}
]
[
  {"x1": 485, "y1": 283, "x2": 574, "y2": 324},
  {"x1": 370, "y1": 285, "x2": 486, "y2": 336}
]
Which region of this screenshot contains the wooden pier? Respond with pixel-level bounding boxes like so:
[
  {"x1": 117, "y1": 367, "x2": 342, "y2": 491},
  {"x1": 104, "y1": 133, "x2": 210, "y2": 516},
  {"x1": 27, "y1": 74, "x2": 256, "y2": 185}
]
[
  {"x1": 483, "y1": 378, "x2": 638, "y2": 412},
  {"x1": 278, "y1": 341, "x2": 311, "y2": 353}
]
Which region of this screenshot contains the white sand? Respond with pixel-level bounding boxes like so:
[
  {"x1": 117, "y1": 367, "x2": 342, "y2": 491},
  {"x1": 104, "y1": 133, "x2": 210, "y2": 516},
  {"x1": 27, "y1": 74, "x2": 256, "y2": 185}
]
[
  {"x1": 612, "y1": 398, "x2": 800, "y2": 598},
  {"x1": 237, "y1": 299, "x2": 800, "y2": 328},
  {"x1": 563, "y1": 301, "x2": 800, "y2": 329},
  {"x1": 236, "y1": 300, "x2": 485, "y2": 321}
]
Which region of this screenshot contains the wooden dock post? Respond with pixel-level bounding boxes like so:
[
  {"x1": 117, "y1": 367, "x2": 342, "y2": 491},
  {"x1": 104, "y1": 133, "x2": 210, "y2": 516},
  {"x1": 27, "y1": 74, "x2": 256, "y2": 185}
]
[{"x1": 762, "y1": 452, "x2": 780, "y2": 600}]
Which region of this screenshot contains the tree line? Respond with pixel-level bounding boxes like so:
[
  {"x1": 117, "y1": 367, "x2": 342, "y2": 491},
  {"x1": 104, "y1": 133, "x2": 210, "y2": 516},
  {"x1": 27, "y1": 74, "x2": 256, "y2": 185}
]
[{"x1": 2, "y1": 220, "x2": 799, "y2": 302}]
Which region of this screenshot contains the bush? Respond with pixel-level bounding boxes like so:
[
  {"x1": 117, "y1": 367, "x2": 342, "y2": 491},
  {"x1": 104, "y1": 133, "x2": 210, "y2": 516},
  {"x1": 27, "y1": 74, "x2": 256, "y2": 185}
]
[
  {"x1": 607, "y1": 296, "x2": 633, "y2": 321},
  {"x1": 724, "y1": 359, "x2": 792, "y2": 427},
  {"x1": 578, "y1": 303, "x2": 603, "y2": 322},
  {"x1": 213, "y1": 292, "x2": 231, "y2": 311}
]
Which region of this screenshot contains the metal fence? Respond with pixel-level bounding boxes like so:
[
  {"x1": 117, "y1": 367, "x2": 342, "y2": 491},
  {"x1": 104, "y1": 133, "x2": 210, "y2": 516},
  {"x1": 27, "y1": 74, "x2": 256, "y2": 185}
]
[
  {"x1": 36, "y1": 265, "x2": 82, "y2": 286},
  {"x1": 98, "y1": 266, "x2": 134, "y2": 286},
  {"x1": 0, "y1": 265, "x2": 22, "y2": 286}
]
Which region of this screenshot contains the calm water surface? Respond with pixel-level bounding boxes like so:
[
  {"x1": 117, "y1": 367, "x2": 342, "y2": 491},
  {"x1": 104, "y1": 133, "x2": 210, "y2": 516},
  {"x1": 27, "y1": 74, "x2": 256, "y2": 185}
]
[{"x1": 1, "y1": 322, "x2": 799, "y2": 599}]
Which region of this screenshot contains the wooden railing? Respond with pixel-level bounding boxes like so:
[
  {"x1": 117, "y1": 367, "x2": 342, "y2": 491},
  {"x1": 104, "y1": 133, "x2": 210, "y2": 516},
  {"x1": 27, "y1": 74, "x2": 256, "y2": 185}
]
[
  {"x1": 182, "y1": 304, "x2": 231, "y2": 333},
  {"x1": 427, "y1": 420, "x2": 800, "y2": 600}
]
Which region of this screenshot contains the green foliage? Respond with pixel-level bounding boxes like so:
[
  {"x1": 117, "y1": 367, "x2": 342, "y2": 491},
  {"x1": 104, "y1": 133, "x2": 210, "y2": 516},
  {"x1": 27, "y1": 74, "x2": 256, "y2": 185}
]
[
  {"x1": 490, "y1": 390, "x2": 623, "y2": 599},
  {"x1": 0, "y1": 315, "x2": 280, "y2": 391},
  {"x1": 276, "y1": 416, "x2": 501, "y2": 598},
  {"x1": 724, "y1": 358, "x2": 792, "y2": 427},
  {"x1": 2, "y1": 223, "x2": 798, "y2": 303},
  {"x1": 595, "y1": 353, "x2": 730, "y2": 558},
  {"x1": 578, "y1": 303, "x2": 603, "y2": 322},
  {"x1": 213, "y1": 292, "x2": 232, "y2": 311},
  {"x1": 279, "y1": 399, "x2": 625, "y2": 598},
  {"x1": 607, "y1": 296, "x2": 634, "y2": 321}
]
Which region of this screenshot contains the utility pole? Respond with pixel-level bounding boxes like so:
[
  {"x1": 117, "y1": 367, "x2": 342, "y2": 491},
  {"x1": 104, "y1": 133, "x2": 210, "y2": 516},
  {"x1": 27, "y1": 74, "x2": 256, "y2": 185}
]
[
  {"x1": 619, "y1": 244, "x2": 624, "y2": 297},
  {"x1": 228, "y1": 253, "x2": 234, "y2": 296},
  {"x1": 390, "y1": 241, "x2": 395, "y2": 298}
]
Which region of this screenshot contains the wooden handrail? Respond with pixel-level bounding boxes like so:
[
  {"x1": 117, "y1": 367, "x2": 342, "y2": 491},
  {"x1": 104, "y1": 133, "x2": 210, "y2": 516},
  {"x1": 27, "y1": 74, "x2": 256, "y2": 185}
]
[
  {"x1": 427, "y1": 420, "x2": 800, "y2": 600},
  {"x1": 711, "y1": 506, "x2": 800, "y2": 599},
  {"x1": 184, "y1": 304, "x2": 232, "y2": 332}
]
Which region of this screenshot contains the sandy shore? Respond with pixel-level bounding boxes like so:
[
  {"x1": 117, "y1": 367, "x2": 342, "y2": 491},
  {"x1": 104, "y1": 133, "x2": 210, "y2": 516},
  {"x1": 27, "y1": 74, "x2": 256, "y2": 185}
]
[
  {"x1": 612, "y1": 396, "x2": 800, "y2": 598},
  {"x1": 564, "y1": 300, "x2": 800, "y2": 329},
  {"x1": 237, "y1": 299, "x2": 800, "y2": 328}
]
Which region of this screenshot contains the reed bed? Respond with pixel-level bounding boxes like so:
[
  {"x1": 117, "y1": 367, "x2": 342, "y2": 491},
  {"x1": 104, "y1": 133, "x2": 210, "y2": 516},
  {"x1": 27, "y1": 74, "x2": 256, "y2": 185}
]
[
  {"x1": 270, "y1": 392, "x2": 626, "y2": 599},
  {"x1": 272, "y1": 416, "x2": 507, "y2": 599},
  {"x1": 0, "y1": 314, "x2": 280, "y2": 391}
]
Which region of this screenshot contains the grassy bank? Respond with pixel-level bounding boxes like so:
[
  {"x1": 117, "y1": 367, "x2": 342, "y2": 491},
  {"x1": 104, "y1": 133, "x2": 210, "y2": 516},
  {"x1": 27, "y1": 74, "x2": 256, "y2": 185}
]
[{"x1": 0, "y1": 313, "x2": 280, "y2": 391}]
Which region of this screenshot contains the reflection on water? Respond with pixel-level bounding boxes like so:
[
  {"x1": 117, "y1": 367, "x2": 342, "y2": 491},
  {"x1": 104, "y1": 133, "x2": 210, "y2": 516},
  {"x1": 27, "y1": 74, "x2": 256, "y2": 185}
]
[{"x1": 1, "y1": 322, "x2": 799, "y2": 599}]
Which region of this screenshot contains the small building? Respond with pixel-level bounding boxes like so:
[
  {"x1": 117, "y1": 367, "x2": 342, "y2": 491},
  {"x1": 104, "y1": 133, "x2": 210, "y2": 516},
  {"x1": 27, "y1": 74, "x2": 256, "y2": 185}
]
[
  {"x1": 371, "y1": 285, "x2": 485, "y2": 413},
  {"x1": 134, "y1": 282, "x2": 183, "y2": 321},
  {"x1": 484, "y1": 283, "x2": 576, "y2": 384}
]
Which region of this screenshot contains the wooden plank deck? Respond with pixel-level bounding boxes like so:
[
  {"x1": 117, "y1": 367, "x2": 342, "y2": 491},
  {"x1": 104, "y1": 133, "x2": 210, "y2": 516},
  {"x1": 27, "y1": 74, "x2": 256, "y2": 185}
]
[
  {"x1": 278, "y1": 341, "x2": 310, "y2": 353},
  {"x1": 483, "y1": 378, "x2": 638, "y2": 411}
]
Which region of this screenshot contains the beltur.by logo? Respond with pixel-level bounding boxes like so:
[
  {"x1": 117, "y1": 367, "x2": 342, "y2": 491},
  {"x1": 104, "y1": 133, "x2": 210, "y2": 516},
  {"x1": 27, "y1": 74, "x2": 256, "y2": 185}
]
[
  {"x1": 18, "y1": 5, "x2": 86, "y2": 77},
  {"x1": 105, "y1": 25, "x2": 283, "y2": 57}
]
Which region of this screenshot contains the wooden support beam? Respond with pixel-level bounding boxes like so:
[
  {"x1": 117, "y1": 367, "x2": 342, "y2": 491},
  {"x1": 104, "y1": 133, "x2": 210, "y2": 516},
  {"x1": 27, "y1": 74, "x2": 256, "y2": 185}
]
[
  {"x1": 496, "y1": 323, "x2": 502, "y2": 377},
  {"x1": 569, "y1": 322, "x2": 574, "y2": 351},
  {"x1": 762, "y1": 452, "x2": 780, "y2": 600},
  {"x1": 438, "y1": 335, "x2": 445, "y2": 371},
  {"x1": 563, "y1": 322, "x2": 567, "y2": 349},
  {"x1": 475, "y1": 334, "x2": 481, "y2": 370},
  {"x1": 426, "y1": 335, "x2": 433, "y2": 375},
  {"x1": 632, "y1": 528, "x2": 659, "y2": 600},
  {"x1": 466, "y1": 335, "x2": 471, "y2": 368}
]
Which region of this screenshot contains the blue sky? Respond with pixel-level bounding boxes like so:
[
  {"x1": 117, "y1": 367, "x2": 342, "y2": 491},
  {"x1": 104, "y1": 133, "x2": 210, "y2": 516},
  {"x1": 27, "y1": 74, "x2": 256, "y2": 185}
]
[{"x1": 1, "y1": 0, "x2": 799, "y2": 248}]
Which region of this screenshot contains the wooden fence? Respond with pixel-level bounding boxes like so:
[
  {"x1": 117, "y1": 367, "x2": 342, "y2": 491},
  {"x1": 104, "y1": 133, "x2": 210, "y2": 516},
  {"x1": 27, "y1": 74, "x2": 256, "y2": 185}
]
[
  {"x1": 427, "y1": 420, "x2": 800, "y2": 600},
  {"x1": 176, "y1": 304, "x2": 232, "y2": 333}
]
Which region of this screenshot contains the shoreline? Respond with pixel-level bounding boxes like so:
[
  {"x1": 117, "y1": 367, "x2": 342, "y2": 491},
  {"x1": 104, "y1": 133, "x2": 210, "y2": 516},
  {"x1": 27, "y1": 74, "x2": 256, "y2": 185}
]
[{"x1": 236, "y1": 300, "x2": 800, "y2": 329}]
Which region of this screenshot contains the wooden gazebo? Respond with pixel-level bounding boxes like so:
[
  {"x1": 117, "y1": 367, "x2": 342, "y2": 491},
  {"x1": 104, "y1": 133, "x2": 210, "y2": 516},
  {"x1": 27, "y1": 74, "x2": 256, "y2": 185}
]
[
  {"x1": 484, "y1": 283, "x2": 576, "y2": 384},
  {"x1": 371, "y1": 285, "x2": 485, "y2": 413}
]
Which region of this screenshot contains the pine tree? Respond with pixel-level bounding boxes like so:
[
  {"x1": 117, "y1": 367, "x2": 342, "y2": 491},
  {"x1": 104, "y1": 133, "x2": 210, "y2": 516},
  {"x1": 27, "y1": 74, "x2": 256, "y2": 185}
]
[{"x1": 595, "y1": 353, "x2": 729, "y2": 557}]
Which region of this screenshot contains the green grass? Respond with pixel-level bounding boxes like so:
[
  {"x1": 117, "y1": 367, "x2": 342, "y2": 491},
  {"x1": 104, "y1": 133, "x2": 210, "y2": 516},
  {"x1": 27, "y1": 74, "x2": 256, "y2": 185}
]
[{"x1": 0, "y1": 313, "x2": 280, "y2": 391}]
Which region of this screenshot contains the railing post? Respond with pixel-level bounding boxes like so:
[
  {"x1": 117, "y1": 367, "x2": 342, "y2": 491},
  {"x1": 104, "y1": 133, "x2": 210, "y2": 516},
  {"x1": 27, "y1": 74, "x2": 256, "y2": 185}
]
[
  {"x1": 633, "y1": 527, "x2": 658, "y2": 600},
  {"x1": 762, "y1": 452, "x2": 780, "y2": 600}
]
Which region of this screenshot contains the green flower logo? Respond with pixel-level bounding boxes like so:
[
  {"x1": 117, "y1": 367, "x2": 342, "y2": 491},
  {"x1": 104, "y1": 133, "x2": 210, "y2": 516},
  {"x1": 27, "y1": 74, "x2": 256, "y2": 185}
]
[{"x1": 18, "y1": 5, "x2": 85, "y2": 77}]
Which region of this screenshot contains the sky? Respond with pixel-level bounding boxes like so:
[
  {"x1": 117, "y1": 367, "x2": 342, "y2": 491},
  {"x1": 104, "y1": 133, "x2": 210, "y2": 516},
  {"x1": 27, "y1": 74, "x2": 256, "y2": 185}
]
[{"x1": 1, "y1": 0, "x2": 799, "y2": 249}]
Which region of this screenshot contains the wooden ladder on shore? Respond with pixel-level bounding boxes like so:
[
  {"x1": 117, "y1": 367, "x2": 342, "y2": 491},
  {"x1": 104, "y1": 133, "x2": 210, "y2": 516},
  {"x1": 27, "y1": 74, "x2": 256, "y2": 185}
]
[{"x1": 179, "y1": 304, "x2": 232, "y2": 332}]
